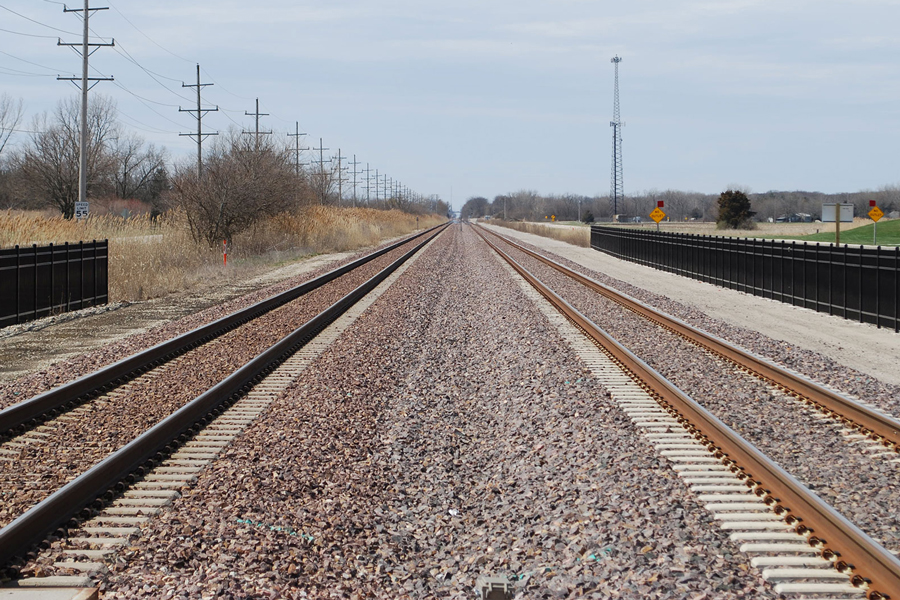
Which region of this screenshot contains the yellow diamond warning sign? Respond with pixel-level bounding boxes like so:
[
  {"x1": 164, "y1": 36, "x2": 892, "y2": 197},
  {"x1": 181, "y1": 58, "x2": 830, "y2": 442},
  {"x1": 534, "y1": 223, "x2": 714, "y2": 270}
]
[
  {"x1": 869, "y1": 206, "x2": 883, "y2": 222},
  {"x1": 650, "y1": 207, "x2": 666, "y2": 223}
]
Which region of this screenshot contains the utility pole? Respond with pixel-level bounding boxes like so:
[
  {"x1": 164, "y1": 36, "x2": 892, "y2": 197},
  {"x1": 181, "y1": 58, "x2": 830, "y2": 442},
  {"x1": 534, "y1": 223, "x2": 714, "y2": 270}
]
[
  {"x1": 387, "y1": 176, "x2": 392, "y2": 202},
  {"x1": 179, "y1": 64, "x2": 218, "y2": 177},
  {"x1": 374, "y1": 169, "x2": 380, "y2": 202},
  {"x1": 243, "y1": 98, "x2": 272, "y2": 149},
  {"x1": 315, "y1": 138, "x2": 331, "y2": 203},
  {"x1": 58, "y1": 0, "x2": 114, "y2": 212},
  {"x1": 365, "y1": 163, "x2": 372, "y2": 204},
  {"x1": 610, "y1": 55, "x2": 624, "y2": 217},
  {"x1": 349, "y1": 155, "x2": 361, "y2": 207},
  {"x1": 287, "y1": 122, "x2": 308, "y2": 177},
  {"x1": 335, "y1": 148, "x2": 346, "y2": 204}
]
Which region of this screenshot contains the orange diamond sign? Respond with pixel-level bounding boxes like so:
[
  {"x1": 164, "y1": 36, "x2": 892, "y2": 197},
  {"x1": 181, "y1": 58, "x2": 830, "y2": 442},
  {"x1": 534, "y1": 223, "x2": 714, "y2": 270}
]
[
  {"x1": 869, "y1": 206, "x2": 883, "y2": 222},
  {"x1": 650, "y1": 207, "x2": 666, "y2": 223}
]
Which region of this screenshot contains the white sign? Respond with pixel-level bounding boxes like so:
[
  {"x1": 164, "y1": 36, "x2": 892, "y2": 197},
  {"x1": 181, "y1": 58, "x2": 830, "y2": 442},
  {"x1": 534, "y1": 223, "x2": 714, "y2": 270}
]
[
  {"x1": 821, "y1": 203, "x2": 853, "y2": 223},
  {"x1": 74, "y1": 201, "x2": 89, "y2": 220}
]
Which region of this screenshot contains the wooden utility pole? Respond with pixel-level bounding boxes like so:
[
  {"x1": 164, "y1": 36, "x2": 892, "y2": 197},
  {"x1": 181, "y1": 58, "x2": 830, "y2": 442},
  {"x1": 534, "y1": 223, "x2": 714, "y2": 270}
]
[
  {"x1": 287, "y1": 122, "x2": 308, "y2": 177},
  {"x1": 243, "y1": 98, "x2": 272, "y2": 149},
  {"x1": 179, "y1": 64, "x2": 218, "y2": 176},
  {"x1": 349, "y1": 154, "x2": 361, "y2": 207},
  {"x1": 58, "y1": 0, "x2": 114, "y2": 211}
]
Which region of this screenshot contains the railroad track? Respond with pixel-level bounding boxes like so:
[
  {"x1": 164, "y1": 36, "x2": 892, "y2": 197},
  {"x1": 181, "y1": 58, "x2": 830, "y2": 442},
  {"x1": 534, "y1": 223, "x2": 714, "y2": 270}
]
[
  {"x1": 477, "y1": 224, "x2": 900, "y2": 454},
  {"x1": 0, "y1": 224, "x2": 447, "y2": 583},
  {"x1": 473, "y1": 223, "x2": 900, "y2": 600}
]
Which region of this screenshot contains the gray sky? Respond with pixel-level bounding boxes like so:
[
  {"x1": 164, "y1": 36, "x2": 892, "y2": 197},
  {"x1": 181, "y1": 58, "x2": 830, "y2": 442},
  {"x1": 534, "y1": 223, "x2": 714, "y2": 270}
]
[{"x1": 2, "y1": 0, "x2": 900, "y2": 206}]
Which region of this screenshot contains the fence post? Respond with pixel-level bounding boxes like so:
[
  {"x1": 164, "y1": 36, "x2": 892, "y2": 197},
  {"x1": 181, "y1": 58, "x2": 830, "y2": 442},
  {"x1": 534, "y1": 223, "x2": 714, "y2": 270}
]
[
  {"x1": 79, "y1": 241, "x2": 84, "y2": 310},
  {"x1": 875, "y1": 245, "x2": 881, "y2": 329},
  {"x1": 49, "y1": 242, "x2": 54, "y2": 313},
  {"x1": 32, "y1": 244, "x2": 38, "y2": 321},
  {"x1": 93, "y1": 240, "x2": 98, "y2": 307},
  {"x1": 65, "y1": 242, "x2": 70, "y2": 311},
  {"x1": 858, "y1": 245, "x2": 864, "y2": 323},
  {"x1": 15, "y1": 245, "x2": 20, "y2": 324}
]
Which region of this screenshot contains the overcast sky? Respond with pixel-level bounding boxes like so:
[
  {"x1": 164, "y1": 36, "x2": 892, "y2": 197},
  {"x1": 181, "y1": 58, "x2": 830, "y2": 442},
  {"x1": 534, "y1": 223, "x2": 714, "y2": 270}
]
[{"x1": 2, "y1": 0, "x2": 900, "y2": 207}]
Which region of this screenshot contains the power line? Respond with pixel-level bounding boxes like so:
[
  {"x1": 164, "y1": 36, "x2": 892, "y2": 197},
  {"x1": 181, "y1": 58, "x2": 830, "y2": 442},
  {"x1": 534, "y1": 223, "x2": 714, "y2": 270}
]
[
  {"x1": 0, "y1": 48, "x2": 69, "y2": 73},
  {"x1": 0, "y1": 4, "x2": 103, "y2": 38},
  {"x1": 200, "y1": 66, "x2": 254, "y2": 102},
  {"x1": 0, "y1": 66, "x2": 56, "y2": 77},
  {"x1": 105, "y1": 0, "x2": 193, "y2": 64},
  {"x1": 0, "y1": 27, "x2": 59, "y2": 39}
]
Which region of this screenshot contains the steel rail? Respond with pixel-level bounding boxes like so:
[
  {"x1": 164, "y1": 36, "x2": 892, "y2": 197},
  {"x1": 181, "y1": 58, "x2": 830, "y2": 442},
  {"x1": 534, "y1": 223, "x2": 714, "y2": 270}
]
[
  {"x1": 473, "y1": 224, "x2": 900, "y2": 600},
  {"x1": 478, "y1": 225, "x2": 900, "y2": 452},
  {"x1": 0, "y1": 225, "x2": 443, "y2": 436},
  {"x1": 0, "y1": 224, "x2": 447, "y2": 569}
]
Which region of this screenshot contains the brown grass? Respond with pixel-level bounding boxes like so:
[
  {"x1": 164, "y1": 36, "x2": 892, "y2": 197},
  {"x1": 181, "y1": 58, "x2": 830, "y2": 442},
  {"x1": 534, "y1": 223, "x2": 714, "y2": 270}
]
[
  {"x1": 492, "y1": 219, "x2": 590, "y2": 247},
  {"x1": 1, "y1": 208, "x2": 445, "y2": 302}
]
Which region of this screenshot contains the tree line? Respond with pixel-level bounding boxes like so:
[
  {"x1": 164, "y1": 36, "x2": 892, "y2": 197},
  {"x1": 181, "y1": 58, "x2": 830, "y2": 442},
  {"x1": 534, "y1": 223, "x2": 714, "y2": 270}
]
[
  {"x1": 0, "y1": 93, "x2": 449, "y2": 245},
  {"x1": 461, "y1": 187, "x2": 900, "y2": 224}
]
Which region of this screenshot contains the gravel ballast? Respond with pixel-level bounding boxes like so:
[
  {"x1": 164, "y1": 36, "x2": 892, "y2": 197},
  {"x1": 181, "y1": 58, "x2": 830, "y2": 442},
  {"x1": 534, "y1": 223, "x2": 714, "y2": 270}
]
[
  {"x1": 489, "y1": 227, "x2": 900, "y2": 554},
  {"x1": 92, "y1": 225, "x2": 770, "y2": 598},
  {"x1": 0, "y1": 239, "x2": 424, "y2": 529}
]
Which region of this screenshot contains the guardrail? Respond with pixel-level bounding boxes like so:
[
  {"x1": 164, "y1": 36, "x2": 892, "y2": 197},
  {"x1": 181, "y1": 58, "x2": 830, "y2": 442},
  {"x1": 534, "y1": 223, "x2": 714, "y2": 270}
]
[
  {"x1": 0, "y1": 240, "x2": 109, "y2": 329},
  {"x1": 591, "y1": 226, "x2": 899, "y2": 332}
]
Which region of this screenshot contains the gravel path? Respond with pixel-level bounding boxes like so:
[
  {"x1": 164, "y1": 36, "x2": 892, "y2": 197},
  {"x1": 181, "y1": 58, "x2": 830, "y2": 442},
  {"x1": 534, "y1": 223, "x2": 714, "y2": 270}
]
[
  {"x1": 491, "y1": 228, "x2": 900, "y2": 554},
  {"x1": 0, "y1": 239, "x2": 421, "y2": 529},
  {"x1": 95, "y1": 225, "x2": 770, "y2": 599}
]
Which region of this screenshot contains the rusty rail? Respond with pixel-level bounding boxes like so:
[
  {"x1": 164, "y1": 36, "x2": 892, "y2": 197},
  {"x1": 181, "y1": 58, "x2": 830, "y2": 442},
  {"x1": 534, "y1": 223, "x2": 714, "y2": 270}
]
[
  {"x1": 479, "y1": 225, "x2": 900, "y2": 452},
  {"x1": 473, "y1": 223, "x2": 900, "y2": 600}
]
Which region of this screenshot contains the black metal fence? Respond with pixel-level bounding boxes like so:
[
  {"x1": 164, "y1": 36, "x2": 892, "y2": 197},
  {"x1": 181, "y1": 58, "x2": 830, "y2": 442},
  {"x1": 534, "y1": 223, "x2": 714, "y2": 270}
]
[
  {"x1": 0, "y1": 240, "x2": 108, "y2": 329},
  {"x1": 590, "y1": 226, "x2": 899, "y2": 331}
]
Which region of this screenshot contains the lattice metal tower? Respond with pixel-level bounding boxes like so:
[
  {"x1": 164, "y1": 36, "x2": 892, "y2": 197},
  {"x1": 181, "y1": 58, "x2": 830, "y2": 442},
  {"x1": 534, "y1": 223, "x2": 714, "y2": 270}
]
[{"x1": 610, "y1": 55, "x2": 624, "y2": 215}]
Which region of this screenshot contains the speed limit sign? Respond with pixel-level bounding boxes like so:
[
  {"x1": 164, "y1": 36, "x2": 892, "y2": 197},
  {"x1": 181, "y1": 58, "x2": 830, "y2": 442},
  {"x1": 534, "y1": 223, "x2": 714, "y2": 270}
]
[{"x1": 74, "y1": 201, "x2": 89, "y2": 220}]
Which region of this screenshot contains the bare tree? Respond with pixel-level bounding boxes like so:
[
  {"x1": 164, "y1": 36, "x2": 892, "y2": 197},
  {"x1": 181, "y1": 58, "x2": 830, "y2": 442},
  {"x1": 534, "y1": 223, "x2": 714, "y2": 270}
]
[
  {"x1": 0, "y1": 94, "x2": 24, "y2": 158},
  {"x1": 171, "y1": 130, "x2": 301, "y2": 245},
  {"x1": 14, "y1": 95, "x2": 118, "y2": 217},
  {"x1": 308, "y1": 161, "x2": 338, "y2": 205},
  {"x1": 111, "y1": 132, "x2": 168, "y2": 208}
]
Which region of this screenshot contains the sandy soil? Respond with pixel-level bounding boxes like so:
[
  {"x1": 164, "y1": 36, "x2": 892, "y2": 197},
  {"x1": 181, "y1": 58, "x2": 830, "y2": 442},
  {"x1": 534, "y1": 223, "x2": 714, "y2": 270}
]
[
  {"x1": 484, "y1": 224, "x2": 900, "y2": 387},
  {"x1": 0, "y1": 252, "x2": 353, "y2": 383}
]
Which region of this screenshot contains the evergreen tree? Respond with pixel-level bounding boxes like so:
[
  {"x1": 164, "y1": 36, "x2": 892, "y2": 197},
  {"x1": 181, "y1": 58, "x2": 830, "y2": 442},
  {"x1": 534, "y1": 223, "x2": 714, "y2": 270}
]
[{"x1": 717, "y1": 190, "x2": 755, "y2": 229}]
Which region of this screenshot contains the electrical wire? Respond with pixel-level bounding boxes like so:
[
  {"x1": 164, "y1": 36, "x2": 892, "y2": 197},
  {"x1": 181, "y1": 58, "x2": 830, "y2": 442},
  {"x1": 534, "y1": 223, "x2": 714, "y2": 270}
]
[
  {"x1": 200, "y1": 66, "x2": 255, "y2": 102},
  {"x1": 105, "y1": 0, "x2": 194, "y2": 65},
  {"x1": 0, "y1": 49, "x2": 70, "y2": 73},
  {"x1": 0, "y1": 4, "x2": 106, "y2": 39},
  {"x1": 109, "y1": 41, "x2": 194, "y2": 104},
  {"x1": 116, "y1": 109, "x2": 179, "y2": 134},
  {"x1": 0, "y1": 66, "x2": 56, "y2": 77},
  {"x1": 0, "y1": 27, "x2": 59, "y2": 39}
]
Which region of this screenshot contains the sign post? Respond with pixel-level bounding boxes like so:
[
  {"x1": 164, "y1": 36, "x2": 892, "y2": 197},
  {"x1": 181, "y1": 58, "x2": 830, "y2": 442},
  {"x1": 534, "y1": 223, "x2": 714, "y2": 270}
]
[
  {"x1": 868, "y1": 200, "x2": 883, "y2": 245},
  {"x1": 74, "y1": 201, "x2": 89, "y2": 220},
  {"x1": 650, "y1": 201, "x2": 666, "y2": 232},
  {"x1": 223, "y1": 240, "x2": 228, "y2": 266},
  {"x1": 822, "y1": 203, "x2": 854, "y2": 245}
]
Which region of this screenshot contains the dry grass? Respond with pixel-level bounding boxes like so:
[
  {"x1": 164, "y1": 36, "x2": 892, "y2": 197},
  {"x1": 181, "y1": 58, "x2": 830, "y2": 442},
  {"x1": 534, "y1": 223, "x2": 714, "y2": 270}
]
[
  {"x1": 1, "y1": 208, "x2": 444, "y2": 302},
  {"x1": 492, "y1": 219, "x2": 590, "y2": 247}
]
